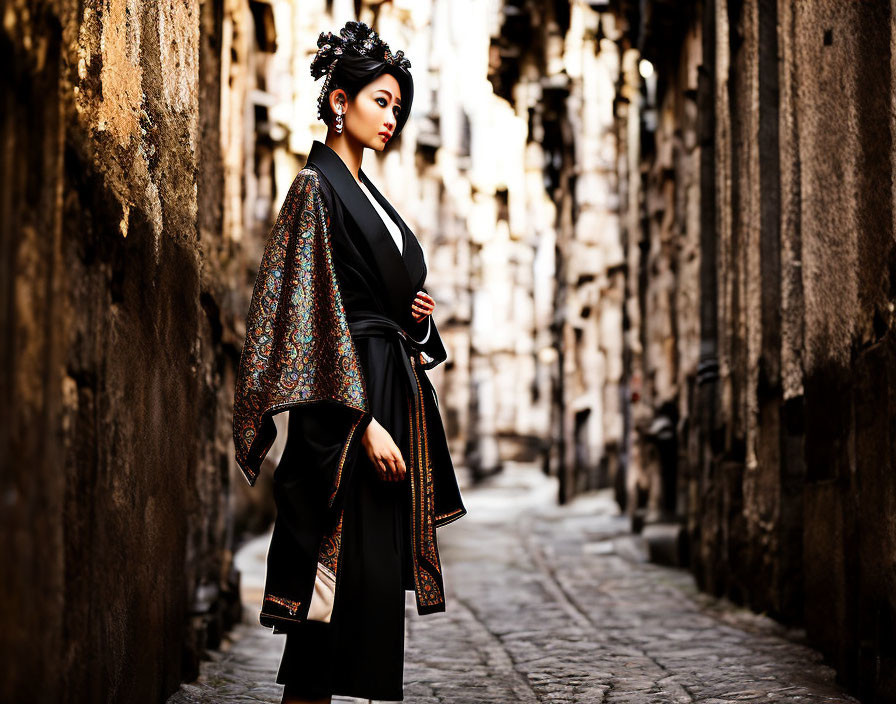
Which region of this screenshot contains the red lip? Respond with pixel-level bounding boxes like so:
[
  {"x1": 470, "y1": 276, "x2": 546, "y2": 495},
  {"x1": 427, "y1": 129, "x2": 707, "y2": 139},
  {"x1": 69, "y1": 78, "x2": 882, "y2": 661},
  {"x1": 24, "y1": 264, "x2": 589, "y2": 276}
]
[{"x1": 379, "y1": 131, "x2": 392, "y2": 140}]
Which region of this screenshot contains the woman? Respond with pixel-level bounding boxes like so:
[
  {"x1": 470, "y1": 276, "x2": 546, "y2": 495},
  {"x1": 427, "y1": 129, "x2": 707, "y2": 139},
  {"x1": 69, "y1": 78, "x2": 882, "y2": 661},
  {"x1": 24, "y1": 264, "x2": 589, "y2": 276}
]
[{"x1": 231, "y1": 21, "x2": 466, "y2": 704}]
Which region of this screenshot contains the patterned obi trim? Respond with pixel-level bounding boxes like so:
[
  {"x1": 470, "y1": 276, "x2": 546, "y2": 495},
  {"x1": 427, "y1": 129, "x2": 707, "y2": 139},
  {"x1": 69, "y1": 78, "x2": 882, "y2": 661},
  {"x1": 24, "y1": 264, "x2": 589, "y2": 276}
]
[{"x1": 347, "y1": 311, "x2": 447, "y2": 614}]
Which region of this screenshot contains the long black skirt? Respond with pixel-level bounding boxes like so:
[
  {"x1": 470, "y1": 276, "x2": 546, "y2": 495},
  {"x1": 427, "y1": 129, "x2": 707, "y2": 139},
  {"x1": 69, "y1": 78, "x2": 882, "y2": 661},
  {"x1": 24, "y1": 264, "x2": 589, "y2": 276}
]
[{"x1": 276, "y1": 336, "x2": 415, "y2": 701}]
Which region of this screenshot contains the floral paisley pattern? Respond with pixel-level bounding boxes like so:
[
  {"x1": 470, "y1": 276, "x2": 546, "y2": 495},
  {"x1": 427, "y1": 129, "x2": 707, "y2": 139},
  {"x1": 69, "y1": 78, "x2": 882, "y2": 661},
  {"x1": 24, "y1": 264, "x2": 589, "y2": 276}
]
[
  {"x1": 232, "y1": 168, "x2": 369, "y2": 491},
  {"x1": 318, "y1": 506, "x2": 344, "y2": 576},
  {"x1": 406, "y1": 355, "x2": 445, "y2": 612}
]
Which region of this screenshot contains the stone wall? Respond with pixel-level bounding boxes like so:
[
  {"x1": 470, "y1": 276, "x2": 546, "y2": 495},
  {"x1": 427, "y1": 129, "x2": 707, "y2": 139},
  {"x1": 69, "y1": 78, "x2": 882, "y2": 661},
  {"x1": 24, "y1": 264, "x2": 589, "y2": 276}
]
[
  {"x1": 0, "y1": 1, "x2": 244, "y2": 701},
  {"x1": 609, "y1": 0, "x2": 896, "y2": 698}
]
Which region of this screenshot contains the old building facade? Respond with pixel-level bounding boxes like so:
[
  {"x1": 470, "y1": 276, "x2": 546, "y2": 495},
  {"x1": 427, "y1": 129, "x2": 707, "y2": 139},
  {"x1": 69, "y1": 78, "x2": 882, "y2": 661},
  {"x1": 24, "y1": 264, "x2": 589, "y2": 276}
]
[
  {"x1": 1, "y1": 0, "x2": 556, "y2": 700},
  {"x1": 487, "y1": 0, "x2": 896, "y2": 699},
  {"x1": 488, "y1": 1, "x2": 629, "y2": 505},
  {"x1": 607, "y1": 0, "x2": 895, "y2": 699}
]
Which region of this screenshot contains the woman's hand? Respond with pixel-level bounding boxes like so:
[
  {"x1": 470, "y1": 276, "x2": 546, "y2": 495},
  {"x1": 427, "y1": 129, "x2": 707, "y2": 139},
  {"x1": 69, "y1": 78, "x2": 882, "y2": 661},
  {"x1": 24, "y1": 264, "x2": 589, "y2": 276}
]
[
  {"x1": 411, "y1": 290, "x2": 435, "y2": 323},
  {"x1": 361, "y1": 417, "x2": 407, "y2": 481}
]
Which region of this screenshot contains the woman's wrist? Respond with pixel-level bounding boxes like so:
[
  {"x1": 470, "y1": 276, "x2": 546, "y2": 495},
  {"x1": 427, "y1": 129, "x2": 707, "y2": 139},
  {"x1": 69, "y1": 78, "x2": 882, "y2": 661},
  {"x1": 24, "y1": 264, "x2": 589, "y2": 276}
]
[{"x1": 362, "y1": 415, "x2": 380, "y2": 444}]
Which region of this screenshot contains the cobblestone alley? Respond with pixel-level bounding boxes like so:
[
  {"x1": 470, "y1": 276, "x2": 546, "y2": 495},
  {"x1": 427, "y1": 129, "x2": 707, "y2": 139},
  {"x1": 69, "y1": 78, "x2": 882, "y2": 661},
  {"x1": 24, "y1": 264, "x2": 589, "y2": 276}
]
[
  {"x1": 6, "y1": 2, "x2": 896, "y2": 702},
  {"x1": 167, "y1": 465, "x2": 857, "y2": 704}
]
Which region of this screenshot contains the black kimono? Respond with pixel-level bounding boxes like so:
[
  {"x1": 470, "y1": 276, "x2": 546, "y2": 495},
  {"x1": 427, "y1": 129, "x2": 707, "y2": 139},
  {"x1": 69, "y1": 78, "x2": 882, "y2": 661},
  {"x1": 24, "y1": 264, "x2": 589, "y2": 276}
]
[{"x1": 232, "y1": 139, "x2": 466, "y2": 701}]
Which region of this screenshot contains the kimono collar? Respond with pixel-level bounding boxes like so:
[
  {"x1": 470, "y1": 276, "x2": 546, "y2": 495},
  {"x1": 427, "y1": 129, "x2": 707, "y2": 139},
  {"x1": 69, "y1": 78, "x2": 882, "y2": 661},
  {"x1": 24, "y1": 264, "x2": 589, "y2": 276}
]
[{"x1": 305, "y1": 139, "x2": 425, "y2": 329}]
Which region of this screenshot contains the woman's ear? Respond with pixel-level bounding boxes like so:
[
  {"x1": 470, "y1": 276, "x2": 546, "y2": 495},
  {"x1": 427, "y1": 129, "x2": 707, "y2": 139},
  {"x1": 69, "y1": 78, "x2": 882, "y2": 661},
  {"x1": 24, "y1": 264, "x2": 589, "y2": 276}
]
[{"x1": 329, "y1": 88, "x2": 347, "y2": 115}]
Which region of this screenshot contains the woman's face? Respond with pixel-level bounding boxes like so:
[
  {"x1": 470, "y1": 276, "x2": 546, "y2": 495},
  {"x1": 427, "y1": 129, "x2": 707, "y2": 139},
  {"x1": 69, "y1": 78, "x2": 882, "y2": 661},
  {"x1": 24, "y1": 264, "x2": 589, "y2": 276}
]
[{"x1": 332, "y1": 72, "x2": 402, "y2": 151}]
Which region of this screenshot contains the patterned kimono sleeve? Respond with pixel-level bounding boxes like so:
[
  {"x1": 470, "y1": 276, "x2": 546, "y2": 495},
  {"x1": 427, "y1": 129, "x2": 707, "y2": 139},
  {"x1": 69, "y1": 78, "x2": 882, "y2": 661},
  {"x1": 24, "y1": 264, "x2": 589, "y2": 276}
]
[{"x1": 232, "y1": 168, "x2": 371, "y2": 493}]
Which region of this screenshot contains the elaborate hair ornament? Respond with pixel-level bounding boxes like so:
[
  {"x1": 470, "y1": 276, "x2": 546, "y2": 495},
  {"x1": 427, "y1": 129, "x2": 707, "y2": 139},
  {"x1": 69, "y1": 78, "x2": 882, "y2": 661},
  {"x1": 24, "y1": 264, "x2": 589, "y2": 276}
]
[{"x1": 311, "y1": 21, "x2": 412, "y2": 120}]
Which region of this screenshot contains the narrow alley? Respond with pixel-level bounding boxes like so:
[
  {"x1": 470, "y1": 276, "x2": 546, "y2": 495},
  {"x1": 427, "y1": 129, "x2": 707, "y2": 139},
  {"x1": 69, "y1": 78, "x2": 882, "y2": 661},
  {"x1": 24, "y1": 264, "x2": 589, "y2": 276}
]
[
  {"x1": 4, "y1": 0, "x2": 896, "y2": 702},
  {"x1": 168, "y1": 465, "x2": 857, "y2": 704}
]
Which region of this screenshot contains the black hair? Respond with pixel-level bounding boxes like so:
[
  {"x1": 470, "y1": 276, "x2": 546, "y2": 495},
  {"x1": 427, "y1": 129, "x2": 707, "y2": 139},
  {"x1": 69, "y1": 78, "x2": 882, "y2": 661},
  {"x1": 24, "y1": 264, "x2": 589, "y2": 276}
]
[{"x1": 317, "y1": 53, "x2": 414, "y2": 141}]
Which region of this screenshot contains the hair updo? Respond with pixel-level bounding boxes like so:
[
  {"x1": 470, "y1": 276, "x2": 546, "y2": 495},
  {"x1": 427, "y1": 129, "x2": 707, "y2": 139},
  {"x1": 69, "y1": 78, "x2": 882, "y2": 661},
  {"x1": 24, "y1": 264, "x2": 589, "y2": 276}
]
[{"x1": 311, "y1": 21, "x2": 414, "y2": 141}]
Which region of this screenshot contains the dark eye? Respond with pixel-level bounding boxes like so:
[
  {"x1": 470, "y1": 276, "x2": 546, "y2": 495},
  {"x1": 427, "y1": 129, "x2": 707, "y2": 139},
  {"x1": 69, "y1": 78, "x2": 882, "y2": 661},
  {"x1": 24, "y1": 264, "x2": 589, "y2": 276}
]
[{"x1": 376, "y1": 97, "x2": 388, "y2": 107}]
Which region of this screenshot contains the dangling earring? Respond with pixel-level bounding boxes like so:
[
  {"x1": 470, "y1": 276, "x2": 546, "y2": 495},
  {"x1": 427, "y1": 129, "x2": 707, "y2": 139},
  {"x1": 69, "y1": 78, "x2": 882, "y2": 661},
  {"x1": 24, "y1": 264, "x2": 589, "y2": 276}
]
[{"x1": 335, "y1": 106, "x2": 344, "y2": 134}]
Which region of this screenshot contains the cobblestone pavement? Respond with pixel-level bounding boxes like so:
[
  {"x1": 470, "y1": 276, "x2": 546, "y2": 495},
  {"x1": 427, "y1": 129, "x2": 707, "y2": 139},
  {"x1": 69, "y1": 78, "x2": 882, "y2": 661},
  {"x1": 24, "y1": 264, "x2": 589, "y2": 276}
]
[{"x1": 168, "y1": 464, "x2": 859, "y2": 704}]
